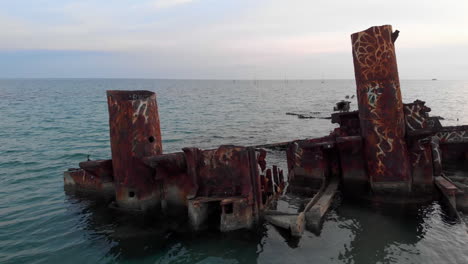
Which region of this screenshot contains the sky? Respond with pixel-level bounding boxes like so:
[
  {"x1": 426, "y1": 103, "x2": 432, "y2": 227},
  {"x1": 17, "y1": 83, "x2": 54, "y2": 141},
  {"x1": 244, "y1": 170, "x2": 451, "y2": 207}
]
[{"x1": 0, "y1": 0, "x2": 467, "y2": 79}]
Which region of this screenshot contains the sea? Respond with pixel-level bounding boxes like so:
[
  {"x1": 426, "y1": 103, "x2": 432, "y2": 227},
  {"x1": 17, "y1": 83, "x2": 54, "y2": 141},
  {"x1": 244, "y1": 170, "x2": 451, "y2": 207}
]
[{"x1": 1, "y1": 79, "x2": 468, "y2": 264}]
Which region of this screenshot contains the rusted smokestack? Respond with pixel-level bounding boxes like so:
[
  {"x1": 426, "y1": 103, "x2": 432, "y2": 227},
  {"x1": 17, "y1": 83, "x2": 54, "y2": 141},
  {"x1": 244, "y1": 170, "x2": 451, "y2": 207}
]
[
  {"x1": 351, "y1": 25, "x2": 411, "y2": 193},
  {"x1": 107, "y1": 90, "x2": 163, "y2": 210}
]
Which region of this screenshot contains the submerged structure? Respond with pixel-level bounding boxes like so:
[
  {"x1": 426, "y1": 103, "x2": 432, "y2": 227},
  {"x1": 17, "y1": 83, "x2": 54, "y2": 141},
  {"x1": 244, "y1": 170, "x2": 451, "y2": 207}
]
[{"x1": 64, "y1": 25, "x2": 468, "y2": 237}]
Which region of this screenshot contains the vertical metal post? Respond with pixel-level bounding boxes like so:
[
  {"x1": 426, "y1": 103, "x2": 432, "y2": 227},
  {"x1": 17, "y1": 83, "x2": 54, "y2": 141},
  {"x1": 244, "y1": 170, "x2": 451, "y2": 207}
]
[
  {"x1": 107, "y1": 90, "x2": 163, "y2": 209},
  {"x1": 351, "y1": 25, "x2": 411, "y2": 193}
]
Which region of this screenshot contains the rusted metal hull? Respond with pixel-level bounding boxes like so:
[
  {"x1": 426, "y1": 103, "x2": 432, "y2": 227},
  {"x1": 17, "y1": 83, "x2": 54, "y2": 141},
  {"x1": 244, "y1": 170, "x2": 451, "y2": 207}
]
[
  {"x1": 407, "y1": 138, "x2": 434, "y2": 193},
  {"x1": 107, "y1": 90, "x2": 163, "y2": 210},
  {"x1": 63, "y1": 25, "x2": 468, "y2": 235},
  {"x1": 336, "y1": 136, "x2": 368, "y2": 195},
  {"x1": 286, "y1": 137, "x2": 334, "y2": 196},
  {"x1": 64, "y1": 168, "x2": 115, "y2": 194},
  {"x1": 65, "y1": 91, "x2": 277, "y2": 231},
  {"x1": 351, "y1": 25, "x2": 411, "y2": 193}
]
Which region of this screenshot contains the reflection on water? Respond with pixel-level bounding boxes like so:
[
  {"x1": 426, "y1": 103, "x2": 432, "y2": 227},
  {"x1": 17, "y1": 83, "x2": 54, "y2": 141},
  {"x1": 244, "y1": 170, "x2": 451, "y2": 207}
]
[
  {"x1": 65, "y1": 189, "x2": 264, "y2": 263},
  {"x1": 64, "y1": 186, "x2": 468, "y2": 264}
]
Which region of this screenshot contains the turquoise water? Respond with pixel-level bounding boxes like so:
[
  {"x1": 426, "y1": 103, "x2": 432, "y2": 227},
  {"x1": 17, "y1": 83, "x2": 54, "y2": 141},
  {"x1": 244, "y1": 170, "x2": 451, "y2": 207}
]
[{"x1": 1, "y1": 79, "x2": 468, "y2": 263}]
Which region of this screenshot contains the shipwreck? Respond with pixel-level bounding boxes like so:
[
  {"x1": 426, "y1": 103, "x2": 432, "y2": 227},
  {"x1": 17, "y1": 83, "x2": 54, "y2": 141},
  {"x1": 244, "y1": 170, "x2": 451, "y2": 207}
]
[{"x1": 64, "y1": 25, "x2": 468, "y2": 237}]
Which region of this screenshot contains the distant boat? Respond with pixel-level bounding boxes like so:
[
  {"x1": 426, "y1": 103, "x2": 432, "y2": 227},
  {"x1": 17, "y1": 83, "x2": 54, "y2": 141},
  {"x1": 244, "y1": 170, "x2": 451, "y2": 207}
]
[{"x1": 432, "y1": 78, "x2": 437, "y2": 81}]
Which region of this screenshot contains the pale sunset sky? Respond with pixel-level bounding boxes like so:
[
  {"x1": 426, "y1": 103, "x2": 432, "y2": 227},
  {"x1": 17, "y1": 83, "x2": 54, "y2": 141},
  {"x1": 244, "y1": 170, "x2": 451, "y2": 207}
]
[{"x1": 1, "y1": 0, "x2": 467, "y2": 79}]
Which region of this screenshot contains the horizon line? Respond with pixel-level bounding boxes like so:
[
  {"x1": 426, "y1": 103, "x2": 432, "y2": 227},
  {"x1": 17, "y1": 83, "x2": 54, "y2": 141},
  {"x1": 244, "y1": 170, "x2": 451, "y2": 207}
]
[{"x1": 0, "y1": 77, "x2": 463, "y2": 81}]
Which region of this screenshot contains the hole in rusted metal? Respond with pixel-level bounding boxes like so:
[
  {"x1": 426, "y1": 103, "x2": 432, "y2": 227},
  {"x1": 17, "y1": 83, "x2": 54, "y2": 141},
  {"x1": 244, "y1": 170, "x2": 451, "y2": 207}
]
[
  {"x1": 224, "y1": 203, "x2": 233, "y2": 214},
  {"x1": 129, "y1": 191, "x2": 135, "y2": 198},
  {"x1": 148, "y1": 136, "x2": 155, "y2": 143},
  {"x1": 206, "y1": 202, "x2": 221, "y2": 229}
]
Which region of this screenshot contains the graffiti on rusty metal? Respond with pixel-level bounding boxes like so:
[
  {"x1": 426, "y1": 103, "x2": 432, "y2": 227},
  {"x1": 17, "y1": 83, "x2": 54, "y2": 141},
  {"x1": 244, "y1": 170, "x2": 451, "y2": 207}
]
[
  {"x1": 351, "y1": 25, "x2": 411, "y2": 187},
  {"x1": 436, "y1": 130, "x2": 468, "y2": 143},
  {"x1": 64, "y1": 25, "x2": 468, "y2": 235},
  {"x1": 351, "y1": 26, "x2": 397, "y2": 81},
  {"x1": 404, "y1": 100, "x2": 431, "y2": 131}
]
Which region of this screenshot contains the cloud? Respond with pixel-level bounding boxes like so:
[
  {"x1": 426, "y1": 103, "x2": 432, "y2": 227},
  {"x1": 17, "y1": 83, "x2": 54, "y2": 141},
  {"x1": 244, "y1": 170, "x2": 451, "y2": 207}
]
[
  {"x1": 0, "y1": 0, "x2": 467, "y2": 78},
  {"x1": 150, "y1": 0, "x2": 195, "y2": 10},
  {"x1": 1, "y1": 0, "x2": 467, "y2": 52}
]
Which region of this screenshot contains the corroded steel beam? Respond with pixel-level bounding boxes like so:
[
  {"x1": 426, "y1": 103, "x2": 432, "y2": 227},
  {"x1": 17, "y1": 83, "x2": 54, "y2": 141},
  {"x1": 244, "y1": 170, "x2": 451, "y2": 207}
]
[
  {"x1": 331, "y1": 111, "x2": 361, "y2": 137},
  {"x1": 79, "y1": 159, "x2": 114, "y2": 183},
  {"x1": 336, "y1": 136, "x2": 367, "y2": 195},
  {"x1": 107, "y1": 90, "x2": 163, "y2": 210},
  {"x1": 183, "y1": 146, "x2": 267, "y2": 230},
  {"x1": 408, "y1": 138, "x2": 434, "y2": 193},
  {"x1": 351, "y1": 25, "x2": 411, "y2": 193},
  {"x1": 64, "y1": 168, "x2": 115, "y2": 194},
  {"x1": 286, "y1": 136, "x2": 334, "y2": 196},
  {"x1": 435, "y1": 126, "x2": 468, "y2": 144}
]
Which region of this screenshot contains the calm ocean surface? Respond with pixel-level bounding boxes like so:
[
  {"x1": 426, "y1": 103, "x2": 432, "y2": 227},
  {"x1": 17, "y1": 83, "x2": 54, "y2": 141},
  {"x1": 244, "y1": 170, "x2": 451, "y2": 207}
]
[{"x1": 1, "y1": 79, "x2": 468, "y2": 264}]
